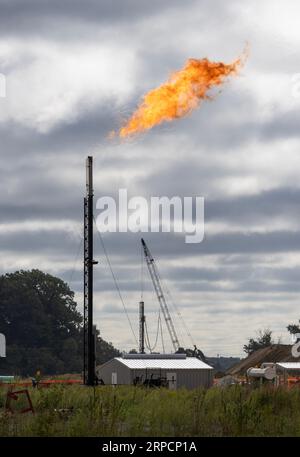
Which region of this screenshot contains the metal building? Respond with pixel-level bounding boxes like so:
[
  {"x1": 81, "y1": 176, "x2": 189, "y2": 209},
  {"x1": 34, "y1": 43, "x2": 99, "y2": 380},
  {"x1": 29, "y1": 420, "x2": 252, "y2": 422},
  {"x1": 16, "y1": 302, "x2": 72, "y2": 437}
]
[
  {"x1": 96, "y1": 354, "x2": 214, "y2": 389},
  {"x1": 276, "y1": 362, "x2": 300, "y2": 385}
]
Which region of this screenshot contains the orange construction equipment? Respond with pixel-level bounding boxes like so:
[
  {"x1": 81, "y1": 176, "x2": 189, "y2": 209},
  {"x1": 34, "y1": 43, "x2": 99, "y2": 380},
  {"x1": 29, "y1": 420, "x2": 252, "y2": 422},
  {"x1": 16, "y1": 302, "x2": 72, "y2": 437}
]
[{"x1": 0, "y1": 379, "x2": 82, "y2": 388}]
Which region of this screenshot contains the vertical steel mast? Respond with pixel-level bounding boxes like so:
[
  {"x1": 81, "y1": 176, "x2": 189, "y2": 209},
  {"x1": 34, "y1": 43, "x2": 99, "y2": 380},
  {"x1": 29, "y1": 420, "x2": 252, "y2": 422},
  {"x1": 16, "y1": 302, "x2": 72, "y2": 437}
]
[
  {"x1": 139, "y1": 301, "x2": 145, "y2": 354},
  {"x1": 84, "y1": 156, "x2": 97, "y2": 386}
]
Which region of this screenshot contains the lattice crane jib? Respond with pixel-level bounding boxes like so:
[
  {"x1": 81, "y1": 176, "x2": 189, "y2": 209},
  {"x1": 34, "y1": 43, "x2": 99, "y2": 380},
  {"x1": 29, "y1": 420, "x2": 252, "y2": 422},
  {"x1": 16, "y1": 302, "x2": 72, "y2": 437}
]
[{"x1": 141, "y1": 238, "x2": 180, "y2": 352}]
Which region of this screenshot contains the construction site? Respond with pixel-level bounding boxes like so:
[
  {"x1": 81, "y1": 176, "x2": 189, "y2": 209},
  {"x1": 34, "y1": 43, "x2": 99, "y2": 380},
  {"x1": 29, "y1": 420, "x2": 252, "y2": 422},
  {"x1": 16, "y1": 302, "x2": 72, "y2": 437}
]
[
  {"x1": 1, "y1": 0, "x2": 300, "y2": 442},
  {"x1": 1, "y1": 157, "x2": 300, "y2": 398},
  {"x1": 0, "y1": 150, "x2": 300, "y2": 439}
]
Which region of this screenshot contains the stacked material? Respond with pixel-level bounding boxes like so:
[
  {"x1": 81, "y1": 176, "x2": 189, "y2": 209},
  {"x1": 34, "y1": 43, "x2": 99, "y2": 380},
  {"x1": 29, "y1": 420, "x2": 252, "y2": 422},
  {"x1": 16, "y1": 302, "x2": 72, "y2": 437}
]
[{"x1": 228, "y1": 345, "x2": 295, "y2": 376}]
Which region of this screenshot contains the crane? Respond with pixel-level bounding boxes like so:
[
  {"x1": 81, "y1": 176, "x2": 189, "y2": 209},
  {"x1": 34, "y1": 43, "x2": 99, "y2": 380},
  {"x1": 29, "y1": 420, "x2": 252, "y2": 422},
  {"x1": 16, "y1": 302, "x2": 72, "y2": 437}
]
[{"x1": 141, "y1": 238, "x2": 180, "y2": 352}]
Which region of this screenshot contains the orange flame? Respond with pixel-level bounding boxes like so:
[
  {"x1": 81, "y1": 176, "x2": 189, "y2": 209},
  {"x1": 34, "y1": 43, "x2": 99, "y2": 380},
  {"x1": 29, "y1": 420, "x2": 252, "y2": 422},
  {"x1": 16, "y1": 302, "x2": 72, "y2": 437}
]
[{"x1": 114, "y1": 51, "x2": 246, "y2": 138}]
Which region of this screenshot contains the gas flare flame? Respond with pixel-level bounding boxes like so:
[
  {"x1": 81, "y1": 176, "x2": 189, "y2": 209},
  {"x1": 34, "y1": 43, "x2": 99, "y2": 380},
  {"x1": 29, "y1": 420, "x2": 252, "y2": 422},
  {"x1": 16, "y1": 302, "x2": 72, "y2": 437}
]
[{"x1": 113, "y1": 50, "x2": 246, "y2": 138}]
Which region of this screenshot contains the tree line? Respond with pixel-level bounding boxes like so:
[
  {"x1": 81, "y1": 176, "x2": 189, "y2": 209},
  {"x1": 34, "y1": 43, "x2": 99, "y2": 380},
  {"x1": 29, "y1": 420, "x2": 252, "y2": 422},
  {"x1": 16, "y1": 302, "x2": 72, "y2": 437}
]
[
  {"x1": 0, "y1": 269, "x2": 120, "y2": 376},
  {"x1": 0, "y1": 269, "x2": 298, "y2": 375},
  {"x1": 244, "y1": 324, "x2": 299, "y2": 355}
]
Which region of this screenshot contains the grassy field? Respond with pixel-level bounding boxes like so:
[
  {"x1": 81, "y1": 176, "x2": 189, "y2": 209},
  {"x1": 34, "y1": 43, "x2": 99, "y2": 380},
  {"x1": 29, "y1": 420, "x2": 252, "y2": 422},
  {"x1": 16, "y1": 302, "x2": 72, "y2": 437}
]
[{"x1": 1, "y1": 384, "x2": 300, "y2": 436}]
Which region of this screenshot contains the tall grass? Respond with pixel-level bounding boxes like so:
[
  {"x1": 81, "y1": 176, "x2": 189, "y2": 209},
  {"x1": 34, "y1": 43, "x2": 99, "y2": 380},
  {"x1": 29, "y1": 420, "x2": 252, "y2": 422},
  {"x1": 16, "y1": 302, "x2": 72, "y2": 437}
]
[{"x1": 1, "y1": 384, "x2": 300, "y2": 436}]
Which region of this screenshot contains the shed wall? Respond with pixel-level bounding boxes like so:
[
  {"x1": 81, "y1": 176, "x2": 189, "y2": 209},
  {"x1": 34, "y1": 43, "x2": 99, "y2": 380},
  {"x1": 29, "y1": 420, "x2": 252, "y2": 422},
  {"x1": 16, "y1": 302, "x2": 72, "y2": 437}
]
[
  {"x1": 97, "y1": 359, "x2": 131, "y2": 385},
  {"x1": 97, "y1": 360, "x2": 214, "y2": 389},
  {"x1": 176, "y1": 369, "x2": 214, "y2": 389},
  {"x1": 130, "y1": 368, "x2": 214, "y2": 389}
]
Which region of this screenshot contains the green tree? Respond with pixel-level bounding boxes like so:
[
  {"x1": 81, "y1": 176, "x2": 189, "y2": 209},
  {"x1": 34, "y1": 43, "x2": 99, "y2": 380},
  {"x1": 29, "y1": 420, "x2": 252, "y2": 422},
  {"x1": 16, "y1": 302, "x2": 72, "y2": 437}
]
[
  {"x1": 243, "y1": 329, "x2": 273, "y2": 355},
  {"x1": 287, "y1": 319, "x2": 300, "y2": 344},
  {"x1": 287, "y1": 320, "x2": 300, "y2": 336},
  {"x1": 0, "y1": 269, "x2": 120, "y2": 375}
]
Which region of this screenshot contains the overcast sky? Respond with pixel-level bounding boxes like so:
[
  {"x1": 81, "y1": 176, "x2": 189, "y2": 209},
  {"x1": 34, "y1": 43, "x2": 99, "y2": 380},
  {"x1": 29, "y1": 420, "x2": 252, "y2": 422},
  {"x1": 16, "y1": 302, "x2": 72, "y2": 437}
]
[{"x1": 1, "y1": 0, "x2": 300, "y2": 356}]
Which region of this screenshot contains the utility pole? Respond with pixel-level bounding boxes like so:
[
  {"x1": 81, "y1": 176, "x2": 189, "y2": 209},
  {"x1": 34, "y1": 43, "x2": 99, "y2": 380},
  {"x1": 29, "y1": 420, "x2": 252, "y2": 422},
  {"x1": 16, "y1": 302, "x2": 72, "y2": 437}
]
[
  {"x1": 84, "y1": 156, "x2": 98, "y2": 386},
  {"x1": 139, "y1": 301, "x2": 145, "y2": 354}
]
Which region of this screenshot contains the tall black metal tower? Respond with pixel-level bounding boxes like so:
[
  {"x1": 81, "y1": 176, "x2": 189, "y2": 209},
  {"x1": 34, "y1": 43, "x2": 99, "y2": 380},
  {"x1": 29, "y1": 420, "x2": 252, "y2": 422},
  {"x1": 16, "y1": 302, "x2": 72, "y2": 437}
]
[
  {"x1": 139, "y1": 301, "x2": 145, "y2": 354},
  {"x1": 83, "y1": 156, "x2": 97, "y2": 386}
]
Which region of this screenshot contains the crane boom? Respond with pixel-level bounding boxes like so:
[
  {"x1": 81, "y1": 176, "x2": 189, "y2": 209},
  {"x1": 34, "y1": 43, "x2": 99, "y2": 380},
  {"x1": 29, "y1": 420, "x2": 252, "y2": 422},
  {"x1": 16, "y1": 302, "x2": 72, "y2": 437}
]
[{"x1": 141, "y1": 238, "x2": 180, "y2": 352}]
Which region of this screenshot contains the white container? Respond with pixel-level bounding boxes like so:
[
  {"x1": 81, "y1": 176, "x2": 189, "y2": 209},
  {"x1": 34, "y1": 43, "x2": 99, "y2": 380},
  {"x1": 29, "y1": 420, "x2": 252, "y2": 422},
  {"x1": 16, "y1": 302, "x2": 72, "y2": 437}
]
[{"x1": 247, "y1": 367, "x2": 276, "y2": 380}]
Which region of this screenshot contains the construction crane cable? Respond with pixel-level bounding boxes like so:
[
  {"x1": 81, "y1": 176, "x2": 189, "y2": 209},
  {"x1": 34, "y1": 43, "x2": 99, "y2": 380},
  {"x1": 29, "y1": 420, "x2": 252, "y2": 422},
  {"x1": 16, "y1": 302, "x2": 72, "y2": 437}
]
[
  {"x1": 144, "y1": 321, "x2": 154, "y2": 352},
  {"x1": 144, "y1": 311, "x2": 160, "y2": 352},
  {"x1": 145, "y1": 314, "x2": 159, "y2": 352},
  {"x1": 93, "y1": 217, "x2": 138, "y2": 346},
  {"x1": 157, "y1": 267, "x2": 195, "y2": 348},
  {"x1": 167, "y1": 289, "x2": 195, "y2": 347},
  {"x1": 159, "y1": 313, "x2": 165, "y2": 354},
  {"x1": 69, "y1": 236, "x2": 84, "y2": 284},
  {"x1": 157, "y1": 273, "x2": 187, "y2": 348},
  {"x1": 144, "y1": 321, "x2": 152, "y2": 351}
]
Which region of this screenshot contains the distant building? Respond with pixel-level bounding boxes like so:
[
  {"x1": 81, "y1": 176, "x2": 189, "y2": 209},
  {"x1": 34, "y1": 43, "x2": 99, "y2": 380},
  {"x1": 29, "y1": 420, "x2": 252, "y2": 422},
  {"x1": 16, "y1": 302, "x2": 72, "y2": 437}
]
[
  {"x1": 276, "y1": 362, "x2": 300, "y2": 384},
  {"x1": 96, "y1": 353, "x2": 214, "y2": 389},
  {"x1": 228, "y1": 344, "x2": 296, "y2": 377}
]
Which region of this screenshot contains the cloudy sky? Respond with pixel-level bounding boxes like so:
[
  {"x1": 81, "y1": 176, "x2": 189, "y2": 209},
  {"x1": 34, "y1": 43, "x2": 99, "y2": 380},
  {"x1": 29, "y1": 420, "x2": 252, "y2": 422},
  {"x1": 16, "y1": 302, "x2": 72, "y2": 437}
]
[{"x1": 1, "y1": 0, "x2": 300, "y2": 357}]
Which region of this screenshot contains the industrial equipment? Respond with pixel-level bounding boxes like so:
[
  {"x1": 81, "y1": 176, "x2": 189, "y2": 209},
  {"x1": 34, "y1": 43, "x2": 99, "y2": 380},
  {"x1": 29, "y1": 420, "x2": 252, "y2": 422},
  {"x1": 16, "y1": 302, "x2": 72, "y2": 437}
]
[
  {"x1": 139, "y1": 301, "x2": 145, "y2": 354},
  {"x1": 141, "y1": 238, "x2": 180, "y2": 352},
  {"x1": 83, "y1": 156, "x2": 98, "y2": 386},
  {"x1": 247, "y1": 366, "x2": 276, "y2": 381}
]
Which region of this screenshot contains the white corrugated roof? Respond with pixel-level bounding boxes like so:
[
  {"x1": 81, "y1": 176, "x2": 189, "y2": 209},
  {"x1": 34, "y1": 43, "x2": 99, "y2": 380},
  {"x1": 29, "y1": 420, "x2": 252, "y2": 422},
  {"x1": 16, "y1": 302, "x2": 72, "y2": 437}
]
[
  {"x1": 276, "y1": 362, "x2": 300, "y2": 370},
  {"x1": 115, "y1": 357, "x2": 213, "y2": 370}
]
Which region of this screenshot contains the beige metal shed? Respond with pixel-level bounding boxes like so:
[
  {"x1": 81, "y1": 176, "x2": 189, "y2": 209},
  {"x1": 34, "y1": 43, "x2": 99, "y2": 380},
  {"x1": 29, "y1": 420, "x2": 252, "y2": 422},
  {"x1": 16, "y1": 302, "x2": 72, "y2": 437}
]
[{"x1": 97, "y1": 354, "x2": 214, "y2": 389}]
